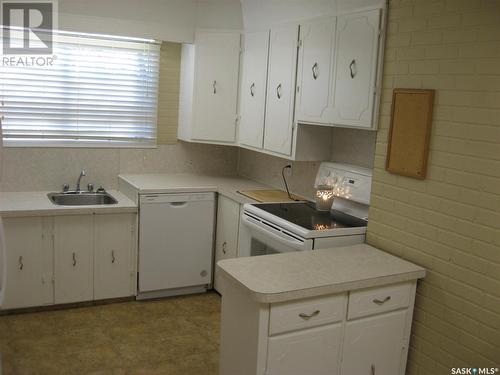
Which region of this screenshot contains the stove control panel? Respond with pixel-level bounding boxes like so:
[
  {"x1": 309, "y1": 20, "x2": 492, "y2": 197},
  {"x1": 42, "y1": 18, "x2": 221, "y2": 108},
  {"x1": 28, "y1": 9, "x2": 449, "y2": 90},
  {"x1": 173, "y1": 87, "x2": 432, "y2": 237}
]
[{"x1": 315, "y1": 163, "x2": 373, "y2": 205}]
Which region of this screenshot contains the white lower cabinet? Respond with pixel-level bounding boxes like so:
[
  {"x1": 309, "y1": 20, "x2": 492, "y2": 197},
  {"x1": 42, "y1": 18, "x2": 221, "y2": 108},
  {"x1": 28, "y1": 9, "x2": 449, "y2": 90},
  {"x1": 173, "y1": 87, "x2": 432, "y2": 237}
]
[
  {"x1": 340, "y1": 311, "x2": 407, "y2": 375},
  {"x1": 94, "y1": 214, "x2": 136, "y2": 300},
  {"x1": 1, "y1": 217, "x2": 53, "y2": 309},
  {"x1": 54, "y1": 215, "x2": 94, "y2": 304},
  {"x1": 219, "y1": 281, "x2": 417, "y2": 375},
  {"x1": 267, "y1": 324, "x2": 343, "y2": 375},
  {"x1": 0, "y1": 212, "x2": 137, "y2": 310},
  {"x1": 214, "y1": 195, "x2": 241, "y2": 293}
]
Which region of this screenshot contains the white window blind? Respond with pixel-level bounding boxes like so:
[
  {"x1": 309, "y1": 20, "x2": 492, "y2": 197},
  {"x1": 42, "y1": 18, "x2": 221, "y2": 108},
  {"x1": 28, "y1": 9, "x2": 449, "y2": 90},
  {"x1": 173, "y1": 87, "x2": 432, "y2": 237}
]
[{"x1": 0, "y1": 30, "x2": 160, "y2": 147}]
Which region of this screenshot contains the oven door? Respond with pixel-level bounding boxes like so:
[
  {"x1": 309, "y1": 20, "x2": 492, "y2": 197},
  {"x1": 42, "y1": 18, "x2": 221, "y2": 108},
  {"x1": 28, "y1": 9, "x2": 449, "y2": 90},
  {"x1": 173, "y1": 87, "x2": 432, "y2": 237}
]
[{"x1": 238, "y1": 212, "x2": 313, "y2": 257}]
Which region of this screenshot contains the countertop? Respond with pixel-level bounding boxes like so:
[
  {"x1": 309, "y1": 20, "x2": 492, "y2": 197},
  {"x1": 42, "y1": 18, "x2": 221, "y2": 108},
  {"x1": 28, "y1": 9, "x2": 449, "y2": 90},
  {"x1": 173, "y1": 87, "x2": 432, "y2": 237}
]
[
  {"x1": 0, "y1": 190, "x2": 137, "y2": 217},
  {"x1": 217, "y1": 244, "x2": 426, "y2": 303},
  {"x1": 118, "y1": 173, "x2": 276, "y2": 204}
]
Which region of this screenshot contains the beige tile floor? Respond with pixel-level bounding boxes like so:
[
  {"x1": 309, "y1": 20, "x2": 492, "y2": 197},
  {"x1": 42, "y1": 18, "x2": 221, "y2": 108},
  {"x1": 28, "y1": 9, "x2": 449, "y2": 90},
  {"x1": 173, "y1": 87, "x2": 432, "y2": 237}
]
[{"x1": 0, "y1": 293, "x2": 221, "y2": 375}]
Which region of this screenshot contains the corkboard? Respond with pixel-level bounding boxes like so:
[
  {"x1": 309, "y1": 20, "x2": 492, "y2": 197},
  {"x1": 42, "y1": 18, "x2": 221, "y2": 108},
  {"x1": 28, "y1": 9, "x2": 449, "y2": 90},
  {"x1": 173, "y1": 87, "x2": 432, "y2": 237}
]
[{"x1": 386, "y1": 89, "x2": 435, "y2": 179}]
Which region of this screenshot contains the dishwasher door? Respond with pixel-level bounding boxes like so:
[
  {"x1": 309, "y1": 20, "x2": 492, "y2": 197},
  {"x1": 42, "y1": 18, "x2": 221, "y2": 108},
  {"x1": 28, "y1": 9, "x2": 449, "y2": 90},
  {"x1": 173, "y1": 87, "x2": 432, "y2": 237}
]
[{"x1": 139, "y1": 193, "x2": 215, "y2": 294}]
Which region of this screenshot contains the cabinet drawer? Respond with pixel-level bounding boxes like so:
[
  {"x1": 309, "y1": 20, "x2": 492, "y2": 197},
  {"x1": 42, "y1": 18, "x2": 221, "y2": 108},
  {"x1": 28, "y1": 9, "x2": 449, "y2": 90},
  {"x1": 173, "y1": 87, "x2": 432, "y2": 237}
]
[
  {"x1": 347, "y1": 282, "x2": 412, "y2": 320},
  {"x1": 269, "y1": 294, "x2": 346, "y2": 335}
]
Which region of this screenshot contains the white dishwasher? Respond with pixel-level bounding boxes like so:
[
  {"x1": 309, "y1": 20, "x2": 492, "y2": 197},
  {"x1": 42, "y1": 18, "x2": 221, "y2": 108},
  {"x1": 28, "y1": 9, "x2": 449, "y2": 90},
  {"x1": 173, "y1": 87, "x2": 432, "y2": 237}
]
[{"x1": 138, "y1": 192, "x2": 215, "y2": 299}]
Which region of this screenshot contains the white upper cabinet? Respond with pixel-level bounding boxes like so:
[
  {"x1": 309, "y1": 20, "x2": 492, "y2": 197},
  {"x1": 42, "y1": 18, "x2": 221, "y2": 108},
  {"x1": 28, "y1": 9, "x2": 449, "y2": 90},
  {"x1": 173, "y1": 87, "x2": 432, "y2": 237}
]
[
  {"x1": 295, "y1": 17, "x2": 336, "y2": 124},
  {"x1": 263, "y1": 24, "x2": 299, "y2": 156},
  {"x1": 331, "y1": 9, "x2": 382, "y2": 129},
  {"x1": 238, "y1": 31, "x2": 270, "y2": 149},
  {"x1": 178, "y1": 31, "x2": 241, "y2": 144}
]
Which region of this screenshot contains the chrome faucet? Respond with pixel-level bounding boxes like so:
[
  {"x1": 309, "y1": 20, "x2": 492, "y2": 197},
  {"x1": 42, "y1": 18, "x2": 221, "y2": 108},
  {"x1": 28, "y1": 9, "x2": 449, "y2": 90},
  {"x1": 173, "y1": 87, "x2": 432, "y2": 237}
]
[{"x1": 76, "y1": 170, "x2": 86, "y2": 192}]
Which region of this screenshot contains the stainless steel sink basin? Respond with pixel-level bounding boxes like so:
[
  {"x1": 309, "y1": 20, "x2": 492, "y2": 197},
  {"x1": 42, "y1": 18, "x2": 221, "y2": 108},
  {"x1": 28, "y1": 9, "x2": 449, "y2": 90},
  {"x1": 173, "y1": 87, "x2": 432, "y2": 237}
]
[{"x1": 48, "y1": 192, "x2": 118, "y2": 206}]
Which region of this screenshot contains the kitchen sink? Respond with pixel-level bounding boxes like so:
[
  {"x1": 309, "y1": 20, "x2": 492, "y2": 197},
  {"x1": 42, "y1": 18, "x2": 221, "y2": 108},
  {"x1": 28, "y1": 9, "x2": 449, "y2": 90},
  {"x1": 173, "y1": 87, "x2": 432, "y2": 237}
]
[{"x1": 48, "y1": 192, "x2": 118, "y2": 206}]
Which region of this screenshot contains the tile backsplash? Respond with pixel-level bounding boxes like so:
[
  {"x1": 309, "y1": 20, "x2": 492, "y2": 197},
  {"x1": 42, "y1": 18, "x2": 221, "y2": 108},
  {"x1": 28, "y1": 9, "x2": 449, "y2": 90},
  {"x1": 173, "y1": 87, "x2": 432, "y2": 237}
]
[
  {"x1": 0, "y1": 141, "x2": 238, "y2": 192},
  {"x1": 237, "y1": 127, "x2": 377, "y2": 200}
]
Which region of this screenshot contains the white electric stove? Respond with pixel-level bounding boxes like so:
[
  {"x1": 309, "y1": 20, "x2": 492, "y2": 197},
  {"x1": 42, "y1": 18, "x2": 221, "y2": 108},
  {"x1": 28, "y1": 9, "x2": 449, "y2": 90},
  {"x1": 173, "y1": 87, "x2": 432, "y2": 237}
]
[{"x1": 238, "y1": 163, "x2": 373, "y2": 256}]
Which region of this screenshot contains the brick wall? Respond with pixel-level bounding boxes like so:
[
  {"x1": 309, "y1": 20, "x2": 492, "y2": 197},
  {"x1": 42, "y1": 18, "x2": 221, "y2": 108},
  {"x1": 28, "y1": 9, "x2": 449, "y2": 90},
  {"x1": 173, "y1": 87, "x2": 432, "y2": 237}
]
[{"x1": 366, "y1": 0, "x2": 500, "y2": 373}]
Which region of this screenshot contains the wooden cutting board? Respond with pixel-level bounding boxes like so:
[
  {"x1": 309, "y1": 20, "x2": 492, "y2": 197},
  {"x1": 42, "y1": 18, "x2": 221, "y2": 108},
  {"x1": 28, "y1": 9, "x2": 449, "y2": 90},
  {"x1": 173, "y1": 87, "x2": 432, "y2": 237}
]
[{"x1": 238, "y1": 189, "x2": 306, "y2": 203}]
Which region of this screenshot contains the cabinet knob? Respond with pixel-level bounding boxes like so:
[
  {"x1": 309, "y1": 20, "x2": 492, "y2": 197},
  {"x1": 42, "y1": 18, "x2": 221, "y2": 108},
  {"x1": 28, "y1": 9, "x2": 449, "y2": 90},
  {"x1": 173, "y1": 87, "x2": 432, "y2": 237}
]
[
  {"x1": 222, "y1": 241, "x2": 227, "y2": 254},
  {"x1": 19, "y1": 256, "x2": 24, "y2": 270},
  {"x1": 250, "y1": 83, "x2": 255, "y2": 97},
  {"x1": 212, "y1": 80, "x2": 217, "y2": 94},
  {"x1": 373, "y1": 296, "x2": 391, "y2": 305},
  {"x1": 276, "y1": 83, "x2": 282, "y2": 99},
  {"x1": 312, "y1": 62, "x2": 319, "y2": 80},
  {"x1": 298, "y1": 310, "x2": 320, "y2": 320},
  {"x1": 72, "y1": 252, "x2": 77, "y2": 267},
  {"x1": 111, "y1": 250, "x2": 116, "y2": 264}
]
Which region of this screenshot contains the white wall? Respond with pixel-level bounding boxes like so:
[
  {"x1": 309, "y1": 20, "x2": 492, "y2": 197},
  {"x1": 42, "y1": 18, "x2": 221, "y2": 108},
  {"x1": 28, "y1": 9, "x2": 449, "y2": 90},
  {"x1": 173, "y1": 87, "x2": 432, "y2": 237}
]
[
  {"x1": 59, "y1": 0, "x2": 243, "y2": 43},
  {"x1": 196, "y1": 0, "x2": 243, "y2": 30},
  {"x1": 59, "y1": 0, "x2": 197, "y2": 42},
  {"x1": 240, "y1": 0, "x2": 385, "y2": 30}
]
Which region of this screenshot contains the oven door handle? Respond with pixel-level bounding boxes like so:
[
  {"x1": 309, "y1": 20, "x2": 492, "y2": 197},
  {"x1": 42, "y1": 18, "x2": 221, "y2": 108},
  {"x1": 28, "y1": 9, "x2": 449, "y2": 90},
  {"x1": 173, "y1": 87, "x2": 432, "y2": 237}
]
[{"x1": 242, "y1": 214, "x2": 311, "y2": 252}]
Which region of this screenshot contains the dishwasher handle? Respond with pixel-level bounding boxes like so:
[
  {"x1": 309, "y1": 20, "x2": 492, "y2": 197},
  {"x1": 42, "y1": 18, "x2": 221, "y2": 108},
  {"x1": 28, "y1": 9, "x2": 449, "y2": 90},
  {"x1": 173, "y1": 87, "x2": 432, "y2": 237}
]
[
  {"x1": 140, "y1": 193, "x2": 214, "y2": 205},
  {"x1": 169, "y1": 201, "x2": 188, "y2": 207}
]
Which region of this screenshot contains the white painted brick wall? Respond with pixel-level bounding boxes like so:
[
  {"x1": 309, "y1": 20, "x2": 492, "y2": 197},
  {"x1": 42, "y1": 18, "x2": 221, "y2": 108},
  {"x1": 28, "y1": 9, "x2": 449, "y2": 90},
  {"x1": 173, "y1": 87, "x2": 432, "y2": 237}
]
[{"x1": 367, "y1": 0, "x2": 500, "y2": 372}]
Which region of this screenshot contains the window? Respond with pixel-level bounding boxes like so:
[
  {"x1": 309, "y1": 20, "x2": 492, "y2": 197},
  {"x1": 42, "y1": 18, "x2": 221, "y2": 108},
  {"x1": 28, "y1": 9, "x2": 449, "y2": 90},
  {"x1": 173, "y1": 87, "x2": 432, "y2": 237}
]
[{"x1": 0, "y1": 30, "x2": 160, "y2": 147}]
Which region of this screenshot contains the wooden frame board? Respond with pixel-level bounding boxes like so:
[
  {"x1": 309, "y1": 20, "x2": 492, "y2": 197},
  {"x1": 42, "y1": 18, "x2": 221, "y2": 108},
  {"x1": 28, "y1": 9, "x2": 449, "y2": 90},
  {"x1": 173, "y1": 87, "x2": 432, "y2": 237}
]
[{"x1": 386, "y1": 89, "x2": 435, "y2": 179}]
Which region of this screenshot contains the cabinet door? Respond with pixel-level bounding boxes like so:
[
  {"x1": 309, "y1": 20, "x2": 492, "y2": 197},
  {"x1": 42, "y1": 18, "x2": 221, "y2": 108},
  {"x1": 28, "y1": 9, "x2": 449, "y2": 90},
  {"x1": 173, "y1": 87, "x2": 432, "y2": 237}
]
[
  {"x1": 54, "y1": 215, "x2": 94, "y2": 304},
  {"x1": 94, "y1": 214, "x2": 136, "y2": 300},
  {"x1": 341, "y1": 310, "x2": 407, "y2": 375},
  {"x1": 267, "y1": 324, "x2": 342, "y2": 375},
  {"x1": 214, "y1": 196, "x2": 240, "y2": 292},
  {"x1": 296, "y1": 17, "x2": 336, "y2": 123},
  {"x1": 264, "y1": 24, "x2": 299, "y2": 156},
  {"x1": 192, "y1": 31, "x2": 241, "y2": 143},
  {"x1": 332, "y1": 9, "x2": 381, "y2": 128},
  {"x1": 238, "y1": 31, "x2": 269, "y2": 149},
  {"x1": 1, "y1": 217, "x2": 53, "y2": 309}
]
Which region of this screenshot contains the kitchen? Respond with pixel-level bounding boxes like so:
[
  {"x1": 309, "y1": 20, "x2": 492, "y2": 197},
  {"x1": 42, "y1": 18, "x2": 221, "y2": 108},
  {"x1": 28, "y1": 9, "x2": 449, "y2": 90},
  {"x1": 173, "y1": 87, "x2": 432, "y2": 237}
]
[{"x1": 0, "y1": 0, "x2": 499, "y2": 374}]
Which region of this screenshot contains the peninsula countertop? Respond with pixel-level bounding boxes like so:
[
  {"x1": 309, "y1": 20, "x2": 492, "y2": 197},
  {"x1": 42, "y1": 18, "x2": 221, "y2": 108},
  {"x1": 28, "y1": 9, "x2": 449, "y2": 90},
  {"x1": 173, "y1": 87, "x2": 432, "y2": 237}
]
[
  {"x1": 0, "y1": 190, "x2": 137, "y2": 217},
  {"x1": 217, "y1": 244, "x2": 426, "y2": 303}
]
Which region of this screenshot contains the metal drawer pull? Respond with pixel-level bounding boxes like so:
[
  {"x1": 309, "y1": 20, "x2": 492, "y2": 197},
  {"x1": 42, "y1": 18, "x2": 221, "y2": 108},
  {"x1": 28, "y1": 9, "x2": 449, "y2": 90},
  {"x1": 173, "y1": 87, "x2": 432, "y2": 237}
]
[
  {"x1": 373, "y1": 296, "x2": 391, "y2": 305},
  {"x1": 222, "y1": 241, "x2": 227, "y2": 254},
  {"x1": 250, "y1": 83, "x2": 255, "y2": 97},
  {"x1": 213, "y1": 80, "x2": 217, "y2": 94},
  {"x1": 349, "y1": 59, "x2": 356, "y2": 79},
  {"x1": 111, "y1": 250, "x2": 116, "y2": 264},
  {"x1": 276, "y1": 83, "x2": 282, "y2": 99},
  {"x1": 312, "y1": 62, "x2": 319, "y2": 80},
  {"x1": 72, "y1": 252, "x2": 77, "y2": 267},
  {"x1": 19, "y1": 256, "x2": 24, "y2": 270},
  {"x1": 298, "y1": 310, "x2": 320, "y2": 320},
  {"x1": 371, "y1": 364, "x2": 376, "y2": 375}
]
